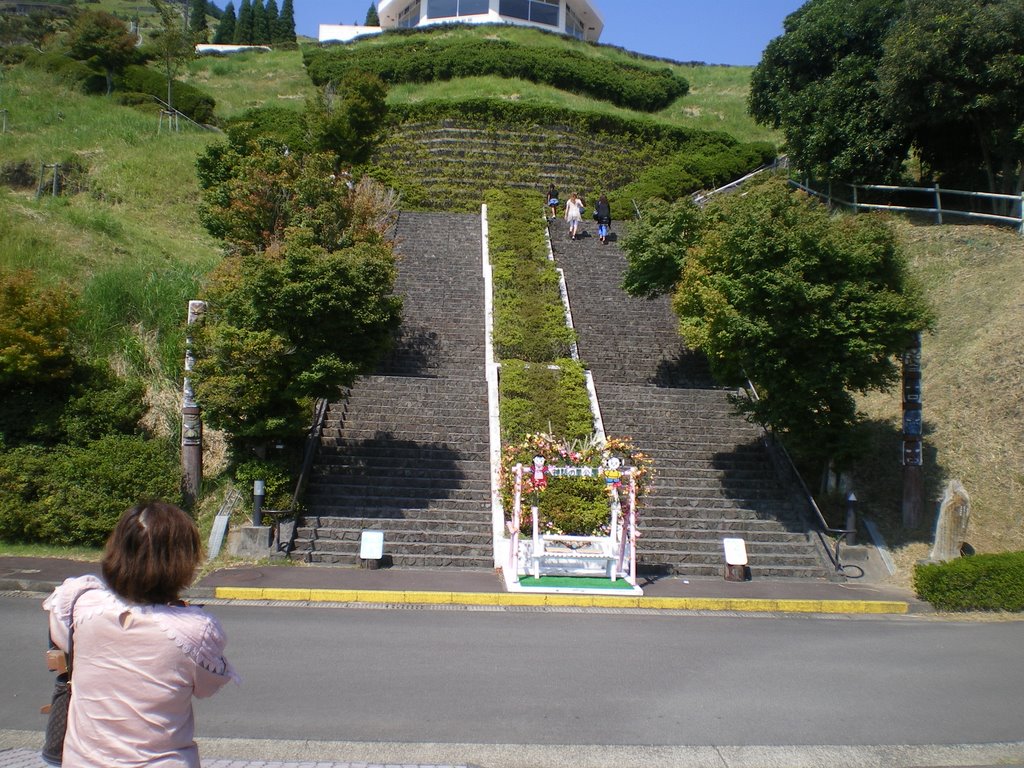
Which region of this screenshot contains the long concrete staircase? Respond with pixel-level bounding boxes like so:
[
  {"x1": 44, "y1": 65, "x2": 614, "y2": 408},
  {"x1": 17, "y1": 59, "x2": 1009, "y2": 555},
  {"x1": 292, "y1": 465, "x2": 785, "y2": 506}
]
[
  {"x1": 293, "y1": 212, "x2": 494, "y2": 568},
  {"x1": 549, "y1": 220, "x2": 831, "y2": 579}
]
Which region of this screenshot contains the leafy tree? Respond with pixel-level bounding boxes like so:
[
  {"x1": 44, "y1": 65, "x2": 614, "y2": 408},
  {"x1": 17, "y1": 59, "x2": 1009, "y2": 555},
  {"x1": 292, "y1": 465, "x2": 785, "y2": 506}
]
[
  {"x1": 749, "y1": 0, "x2": 908, "y2": 183},
  {"x1": 1, "y1": 10, "x2": 70, "y2": 48},
  {"x1": 365, "y1": 2, "x2": 380, "y2": 26},
  {"x1": 189, "y1": 0, "x2": 209, "y2": 38},
  {"x1": 192, "y1": 242, "x2": 401, "y2": 449},
  {"x1": 199, "y1": 140, "x2": 371, "y2": 254},
  {"x1": 878, "y1": 0, "x2": 1024, "y2": 197},
  {"x1": 308, "y1": 70, "x2": 389, "y2": 166},
  {"x1": 149, "y1": 0, "x2": 194, "y2": 111},
  {"x1": 620, "y1": 198, "x2": 704, "y2": 298},
  {"x1": 750, "y1": 0, "x2": 1024, "y2": 196},
  {"x1": 622, "y1": 178, "x2": 932, "y2": 465},
  {"x1": 277, "y1": 0, "x2": 296, "y2": 43},
  {"x1": 213, "y1": 1, "x2": 236, "y2": 44},
  {"x1": 66, "y1": 9, "x2": 138, "y2": 95},
  {"x1": 0, "y1": 271, "x2": 77, "y2": 389},
  {"x1": 234, "y1": 0, "x2": 252, "y2": 44}
]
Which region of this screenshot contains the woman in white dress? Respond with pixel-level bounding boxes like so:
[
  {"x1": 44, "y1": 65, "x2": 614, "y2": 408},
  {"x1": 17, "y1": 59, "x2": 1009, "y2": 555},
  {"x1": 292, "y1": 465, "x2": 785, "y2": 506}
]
[{"x1": 564, "y1": 192, "x2": 585, "y2": 240}]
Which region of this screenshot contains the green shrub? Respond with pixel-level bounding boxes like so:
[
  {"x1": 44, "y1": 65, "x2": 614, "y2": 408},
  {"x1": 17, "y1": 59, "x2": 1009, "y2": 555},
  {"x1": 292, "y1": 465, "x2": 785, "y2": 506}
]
[
  {"x1": 120, "y1": 65, "x2": 217, "y2": 124},
  {"x1": 233, "y1": 458, "x2": 294, "y2": 511},
  {"x1": 306, "y1": 34, "x2": 688, "y2": 112},
  {"x1": 609, "y1": 141, "x2": 777, "y2": 210},
  {"x1": 223, "y1": 105, "x2": 310, "y2": 154},
  {"x1": 0, "y1": 445, "x2": 50, "y2": 542},
  {"x1": 59, "y1": 365, "x2": 146, "y2": 444},
  {"x1": 25, "y1": 51, "x2": 106, "y2": 93},
  {"x1": 0, "y1": 435, "x2": 181, "y2": 546},
  {"x1": 913, "y1": 552, "x2": 1024, "y2": 612}
]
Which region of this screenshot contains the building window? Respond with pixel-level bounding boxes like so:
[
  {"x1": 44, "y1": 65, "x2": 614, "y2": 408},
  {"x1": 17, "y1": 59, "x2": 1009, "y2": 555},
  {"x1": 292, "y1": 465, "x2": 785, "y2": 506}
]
[
  {"x1": 565, "y1": 2, "x2": 584, "y2": 39},
  {"x1": 498, "y1": 0, "x2": 559, "y2": 27},
  {"x1": 397, "y1": 0, "x2": 421, "y2": 28},
  {"x1": 427, "y1": 0, "x2": 489, "y2": 18}
]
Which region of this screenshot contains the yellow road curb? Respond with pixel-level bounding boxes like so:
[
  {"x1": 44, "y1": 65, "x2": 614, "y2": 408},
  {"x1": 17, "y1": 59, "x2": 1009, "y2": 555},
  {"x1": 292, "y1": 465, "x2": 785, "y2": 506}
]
[{"x1": 213, "y1": 587, "x2": 909, "y2": 614}]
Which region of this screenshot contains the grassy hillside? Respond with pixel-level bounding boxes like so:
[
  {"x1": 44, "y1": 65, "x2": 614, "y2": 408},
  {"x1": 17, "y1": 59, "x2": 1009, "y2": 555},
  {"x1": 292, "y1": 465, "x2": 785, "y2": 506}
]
[
  {"x1": 0, "y1": 65, "x2": 221, "y2": 389},
  {"x1": 849, "y1": 219, "x2": 1023, "y2": 576}
]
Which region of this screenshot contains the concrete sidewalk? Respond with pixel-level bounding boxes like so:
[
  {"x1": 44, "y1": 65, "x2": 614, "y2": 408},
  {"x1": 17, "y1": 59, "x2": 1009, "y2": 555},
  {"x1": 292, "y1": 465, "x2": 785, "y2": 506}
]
[{"x1": 0, "y1": 555, "x2": 922, "y2": 614}]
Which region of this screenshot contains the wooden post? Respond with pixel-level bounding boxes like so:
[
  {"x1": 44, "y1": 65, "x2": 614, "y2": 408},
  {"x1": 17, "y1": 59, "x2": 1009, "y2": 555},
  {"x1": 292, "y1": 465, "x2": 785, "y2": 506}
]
[
  {"x1": 181, "y1": 300, "x2": 207, "y2": 507},
  {"x1": 901, "y1": 333, "x2": 924, "y2": 528}
]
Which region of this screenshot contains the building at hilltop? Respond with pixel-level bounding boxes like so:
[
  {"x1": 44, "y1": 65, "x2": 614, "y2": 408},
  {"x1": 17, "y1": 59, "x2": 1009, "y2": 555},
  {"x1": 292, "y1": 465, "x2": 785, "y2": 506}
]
[{"x1": 320, "y1": 0, "x2": 603, "y2": 44}]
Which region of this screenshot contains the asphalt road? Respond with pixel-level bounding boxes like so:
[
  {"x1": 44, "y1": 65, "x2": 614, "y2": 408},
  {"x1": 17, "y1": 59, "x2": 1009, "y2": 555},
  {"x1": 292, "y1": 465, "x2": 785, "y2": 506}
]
[{"x1": 3, "y1": 596, "x2": 1023, "y2": 750}]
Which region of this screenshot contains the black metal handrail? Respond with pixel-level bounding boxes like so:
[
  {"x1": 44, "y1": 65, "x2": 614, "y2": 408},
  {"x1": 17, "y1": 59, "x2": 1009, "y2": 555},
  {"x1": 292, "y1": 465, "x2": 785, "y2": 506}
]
[{"x1": 741, "y1": 378, "x2": 853, "y2": 573}]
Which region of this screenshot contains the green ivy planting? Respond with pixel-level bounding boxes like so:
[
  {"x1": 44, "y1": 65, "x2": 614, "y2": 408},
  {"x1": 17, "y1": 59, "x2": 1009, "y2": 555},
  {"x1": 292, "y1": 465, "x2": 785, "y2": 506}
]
[
  {"x1": 913, "y1": 552, "x2": 1024, "y2": 612},
  {"x1": 306, "y1": 34, "x2": 688, "y2": 112},
  {"x1": 499, "y1": 358, "x2": 593, "y2": 444},
  {"x1": 486, "y1": 188, "x2": 575, "y2": 361}
]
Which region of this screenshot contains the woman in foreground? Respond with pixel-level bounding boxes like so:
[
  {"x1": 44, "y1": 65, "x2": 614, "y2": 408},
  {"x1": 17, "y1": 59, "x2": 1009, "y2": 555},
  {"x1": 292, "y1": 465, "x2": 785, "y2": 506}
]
[{"x1": 43, "y1": 501, "x2": 238, "y2": 767}]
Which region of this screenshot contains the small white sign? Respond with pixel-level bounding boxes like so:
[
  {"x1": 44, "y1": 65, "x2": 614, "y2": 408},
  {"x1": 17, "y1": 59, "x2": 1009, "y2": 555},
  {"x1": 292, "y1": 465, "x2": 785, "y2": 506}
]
[
  {"x1": 723, "y1": 537, "x2": 748, "y2": 566},
  {"x1": 360, "y1": 530, "x2": 384, "y2": 560}
]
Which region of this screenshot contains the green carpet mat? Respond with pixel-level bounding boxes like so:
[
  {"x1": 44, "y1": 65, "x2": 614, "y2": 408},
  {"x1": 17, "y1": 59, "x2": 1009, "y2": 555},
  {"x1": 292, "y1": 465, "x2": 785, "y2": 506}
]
[{"x1": 516, "y1": 575, "x2": 637, "y2": 590}]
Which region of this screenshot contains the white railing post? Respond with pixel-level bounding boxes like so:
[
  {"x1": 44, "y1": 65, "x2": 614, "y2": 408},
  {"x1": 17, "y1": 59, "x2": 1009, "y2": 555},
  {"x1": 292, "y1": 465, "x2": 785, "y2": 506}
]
[
  {"x1": 934, "y1": 184, "x2": 943, "y2": 224},
  {"x1": 509, "y1": 464, "x2": 523, "y2": 581}
]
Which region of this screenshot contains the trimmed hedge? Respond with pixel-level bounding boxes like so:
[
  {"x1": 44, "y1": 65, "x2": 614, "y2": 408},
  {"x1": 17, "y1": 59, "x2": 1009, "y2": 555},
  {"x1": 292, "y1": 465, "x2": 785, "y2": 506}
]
[
  {"x1": 119, "y1": 65, "x2": 217, "y2": 124},
  {"x1": 386, "y1": 98, "x2": 735, "y2": 149},
  {"x1": 913, "y1": 552, "x2": 1024, "y2": 612},
  {"x1": 306, "y1": 35, "x2": 688, "y2": 113},
  {"x1": 608, "y1": 140, "x2": 777, "y2": 211},
  {"x1": 25, "y1": 51, "x2": 106, "y2": 93}
]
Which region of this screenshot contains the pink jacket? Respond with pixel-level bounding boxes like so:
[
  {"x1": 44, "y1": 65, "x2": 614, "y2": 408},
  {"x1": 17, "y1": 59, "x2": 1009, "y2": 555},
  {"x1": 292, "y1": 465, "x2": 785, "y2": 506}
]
[{"x1": 44, "y1": 575, "x2": 238, "y2": 767}]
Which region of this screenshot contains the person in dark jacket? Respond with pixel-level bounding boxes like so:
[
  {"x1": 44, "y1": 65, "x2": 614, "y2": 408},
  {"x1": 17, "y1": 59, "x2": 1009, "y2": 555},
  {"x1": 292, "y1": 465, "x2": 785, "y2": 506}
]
[
  {"x1": 594, "y1": 194, "x2": 612, "y2": 244},
  {"x1": 545, "y1": 183, "x2": 559, "y2": 219}
]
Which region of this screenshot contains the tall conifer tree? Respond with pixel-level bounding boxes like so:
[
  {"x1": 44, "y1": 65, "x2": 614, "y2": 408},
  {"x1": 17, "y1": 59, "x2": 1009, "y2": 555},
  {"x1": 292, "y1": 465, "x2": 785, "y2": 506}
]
[
  {"x1": 189, "y1": 0, "x2": 208, "y2": 37},
  {"x1": 234, "y1": 0, "x2": 252, "y2": 43},
  {"x1": 265, "y1": 0, "x2": 280, "y2": 42},
  {"x1": 278, "y1": 0, "x2": 296, "y2": 42},
  {"x1": 213, "y1": 1, "x2": 235, "y2": 43},
  {"x1": 251, "y1": 0, "x2": 269, "y2": 44},
  {"x1": 365, "y1": 2, "x2": 380, "y2": 25}
]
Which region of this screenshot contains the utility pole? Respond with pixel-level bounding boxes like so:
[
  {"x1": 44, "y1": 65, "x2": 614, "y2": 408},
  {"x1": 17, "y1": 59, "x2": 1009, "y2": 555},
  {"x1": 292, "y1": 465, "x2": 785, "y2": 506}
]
[
  {"x1": 901, "y1": 332, "x2": 923, "y2": 528},
  {"x1": 182, "y1": 300, "x2": 207, "y2": 507}
]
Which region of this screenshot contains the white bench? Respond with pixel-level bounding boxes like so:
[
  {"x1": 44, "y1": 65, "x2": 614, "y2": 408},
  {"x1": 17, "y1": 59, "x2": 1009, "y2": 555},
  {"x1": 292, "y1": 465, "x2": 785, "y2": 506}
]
[{"x1": 527, "y1": 535, "x2": 620, "y2": 580}]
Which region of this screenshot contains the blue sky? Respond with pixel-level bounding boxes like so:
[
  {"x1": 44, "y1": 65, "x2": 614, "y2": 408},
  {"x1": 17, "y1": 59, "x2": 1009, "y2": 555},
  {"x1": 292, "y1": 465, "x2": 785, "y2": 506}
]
[{"x1": 293, "y1": 0, "x2": 807, "y2": 66}]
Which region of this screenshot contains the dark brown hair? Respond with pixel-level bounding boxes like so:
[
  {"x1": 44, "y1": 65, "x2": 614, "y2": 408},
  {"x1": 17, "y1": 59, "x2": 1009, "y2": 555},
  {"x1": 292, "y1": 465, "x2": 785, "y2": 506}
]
[{"x1": 101, "y1": 501, "x2": 201, "y2": 605}]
